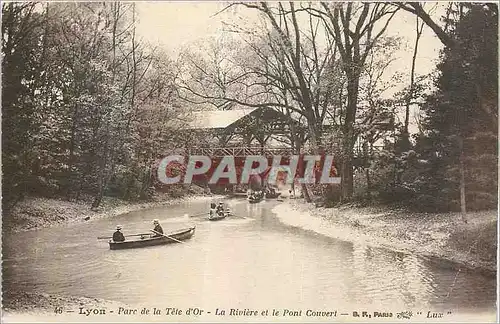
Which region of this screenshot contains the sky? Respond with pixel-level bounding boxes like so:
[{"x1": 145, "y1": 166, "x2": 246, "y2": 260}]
[
  {"x1": 135, "y1": 2, "x2": 227, "y2": 52},
  {"x1": 134, "y1": 2, "x2": 447, "y2": 131},
  {"x1": 135, "y1": 2, "x2": 445, "y2": 71}
]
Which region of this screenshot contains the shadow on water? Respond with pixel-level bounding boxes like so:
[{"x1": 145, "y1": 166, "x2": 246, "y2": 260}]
[{"x1": 2, "y1": 198, "x2": 496, "y2": 314}]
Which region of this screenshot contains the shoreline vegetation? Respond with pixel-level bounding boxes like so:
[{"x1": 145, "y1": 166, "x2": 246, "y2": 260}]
[
  {"x1": 273, "y1": 198, "x2": 497, "y2": 277},
  {"x1": 2, "y1": 291, "x2": 132, "y2": 317},
  {"x1": 3, "y1": 191, "x2": 219, "y2": 234}
]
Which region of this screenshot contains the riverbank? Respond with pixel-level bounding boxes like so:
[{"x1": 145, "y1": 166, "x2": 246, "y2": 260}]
[
  {"x1": 3, "y1": 191, "x2": 222, "y2": 233},
  {"x1": 2, "y1": 291, "x2": 131, "y2": 316},
  {"x1": 273, "y1": 199, "x2": 497, "y2": 276},
  {"x1": 2, "y1": 290, "x2": 496, "y2": 323}
]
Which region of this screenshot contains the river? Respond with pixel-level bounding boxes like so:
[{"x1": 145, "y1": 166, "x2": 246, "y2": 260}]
[{"x1": 2, "y1": 198, "x2": 497, "y2": 322}]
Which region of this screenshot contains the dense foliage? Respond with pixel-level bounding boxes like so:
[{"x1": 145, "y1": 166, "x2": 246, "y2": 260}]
[
  {"x1": 365, "y1": 4, "x2": 498, "y2": 212},
  {"x1": 412, "y1": 4, "x2": 498, "y2": 211},
  {"x1": 2, "y1": 3, "x2": 187, "y2": 212}
]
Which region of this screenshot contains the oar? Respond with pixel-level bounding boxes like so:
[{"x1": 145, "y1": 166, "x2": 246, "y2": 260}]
[
  {"x1": 189, "y1": 212, "x2": 209, "y2": 217},
  {"x1": 97, "y1": 233, "x2": 150, "y2": 240},
  {"x1": 150, "y1": 229, "x2": 184, "y2": 244}
]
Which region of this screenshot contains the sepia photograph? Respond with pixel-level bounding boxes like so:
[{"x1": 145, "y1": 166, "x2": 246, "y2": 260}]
[{"x1": 1, "y1": 1, "x2": 498, "y2": 323}]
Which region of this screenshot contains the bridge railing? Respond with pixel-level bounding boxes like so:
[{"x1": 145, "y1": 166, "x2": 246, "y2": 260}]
[
  {"x1": 185, "y1": 145, "x2": 385, "y2": 158},
  {"x1": 187, "y1": 146, "x2": 295, "y2": 157}
]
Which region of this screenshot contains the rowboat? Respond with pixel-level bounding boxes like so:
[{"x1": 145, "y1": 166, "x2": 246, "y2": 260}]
[
  {"x1": 208, "y1": 214, "x2": 227, "y2": 221},
  {"x1": 208, "y1": 210, "x2": 231, "y2": 221},
  {"x1": 108, "y1": 226, "x2": 195, "y2": 250}
]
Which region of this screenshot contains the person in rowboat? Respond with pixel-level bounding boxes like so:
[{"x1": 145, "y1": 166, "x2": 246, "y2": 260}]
[
  {"x1": 113, "y1": 225, "x2": 125, "y2": 242},
  {"x1": 216, "y1": 202, "x2": 225, "y2": 216},
  {"x1": 152, "y1": 219, "x2": 164, "y2": 237},
  {"x1": 209, "y1": 203, "x2": 217, "y2": 219}
]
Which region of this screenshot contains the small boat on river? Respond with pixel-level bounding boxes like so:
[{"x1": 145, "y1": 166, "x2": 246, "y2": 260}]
[
  {"x1": 208, "y1": 214, "x2": 227, "y2": 221},
  {"x1": 208, "y1": 209, "x2": 232, "y2": 221},
  {"x1": 108, "y1": 226, "x2": 195, "y2": 250}
]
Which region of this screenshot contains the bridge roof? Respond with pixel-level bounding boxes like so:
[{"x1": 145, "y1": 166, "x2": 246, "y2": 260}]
[
  {"x1": 187, "y1": 107, "x2": 260, "y2": 130},
  {"x1": 186, "y1": 106, "x2": 303, "y2": 131}
]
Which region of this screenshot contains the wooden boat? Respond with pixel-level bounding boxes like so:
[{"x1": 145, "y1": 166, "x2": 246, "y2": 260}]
[
  {"x1": 208, "y1": 213, "x2": 227, "y2": 221},
  {"x1": 208, "y1": 210, "x2": 231, "y2": 221},
  {"x1": 108, "y1": 226, "x2": 195, "y2": 250}
]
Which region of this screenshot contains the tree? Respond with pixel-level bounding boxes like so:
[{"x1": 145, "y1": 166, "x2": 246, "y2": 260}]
[
  {"x1": 354, "y1": 36, "x2": 402, "y2": 197},
  {"x1": 415, "y1": 4, "x2": 497, "y2": 216},
  {"x1": 394, "y1": 2, "x2": 455, "y2": 49},
  {"x1": 401, "y1": 12, "x2": 425, "y2": 149},
  {"x1": 306, "y1": 2, "x2": 399, "y2": 201},
  {"x1": 180, "y1": 2, "x2": 346, "y2": 201},
  {"x1": 2, "y1": 2, "x2": 192, "y2": 213},
  {"x1": 2, "y1": 2, "x2": 47, "y2": 209}
]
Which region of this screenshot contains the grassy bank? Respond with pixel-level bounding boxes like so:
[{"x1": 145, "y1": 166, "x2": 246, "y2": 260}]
[
  {"x1": 273, "y1": 199, "x2": 497, "y2": 275},
  {"x1": 3, "y1": 191, "x2": 220, "y2": 233},
  {"x1": 2, "y1": 291, "x2": 130, "y2": 315}
]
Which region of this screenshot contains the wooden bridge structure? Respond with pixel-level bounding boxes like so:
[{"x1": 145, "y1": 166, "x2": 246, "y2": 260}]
[
  {"x1": 185, "y1": 106, "x2": 308, "y2": 147},
  {"x1": 187, "y1": 146, "x2": 296, "y2": 158},
  {"x1": 153, "y1": 106, "x2": 392, "y2": 192},
  {"x1": 182, "y1": 105, "x2": 386, "y2": 169}
]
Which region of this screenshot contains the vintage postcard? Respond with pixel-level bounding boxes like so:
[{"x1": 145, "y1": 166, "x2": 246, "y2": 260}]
[{"x1": 1, "y1": 1, "x2": 498, "y2": 323}]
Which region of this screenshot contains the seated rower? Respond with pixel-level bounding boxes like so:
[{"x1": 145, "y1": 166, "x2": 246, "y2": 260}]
[
  {"x1": 209, "y1": 203, "x2": 217, "y2": 219},
  {"x1": 216, "y1": 202, "x2": 225, "y2": 216},
  {"x1": 113, "y1": 225, "x2": 125, "y2": 242},
  {"x1": 152, "y1": 219, "x2": 164, "y2": 237}
]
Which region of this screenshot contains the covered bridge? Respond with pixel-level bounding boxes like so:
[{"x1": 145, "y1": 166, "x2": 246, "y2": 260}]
[{"x1": 185, "y1": 106, "x2": 307, "y2": 151}]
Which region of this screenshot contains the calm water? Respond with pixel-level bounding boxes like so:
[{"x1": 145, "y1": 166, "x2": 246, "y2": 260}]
[{"x1": 2, "y1": 199, "x2": 497, "y2": 317}]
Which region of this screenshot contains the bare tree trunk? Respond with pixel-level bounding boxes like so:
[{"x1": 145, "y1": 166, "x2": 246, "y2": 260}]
[
  {"x1": 403, "y1": 16, "x2": 425, "y2": 147},
  {"x1": 364, "y1": 141, "x2": 371, "y2": 195},
  {"x1": 124, "y1": 3, "x2": 138, "y2": 200},
  {"x1": 341, "y1": 76, "x2": 358, "y2": 202},
  {"x1": 92, "y1": 147, "x2": 107, "y2": 209},
  {"x1": 396, "y1": 2, "x2": 456, "y2": 49},
  {"x1": 458, "y1": 137, "x2": 468, "y2": 224},
  {"x1": 93, "y1": 3, "x2": 121, "y2": 209},
  {"x1": 317, "y1": 2, "x2": 399, "y2": 202},
  {"x1": 130, "y1": 3, "x2": 137, "y2": 126},
  {"x1": 366, "y1": 168, "x2": 371, "y2": 193},
  {"x1": 66, "y1": 96, "x2": 79, "y2": 200}
]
